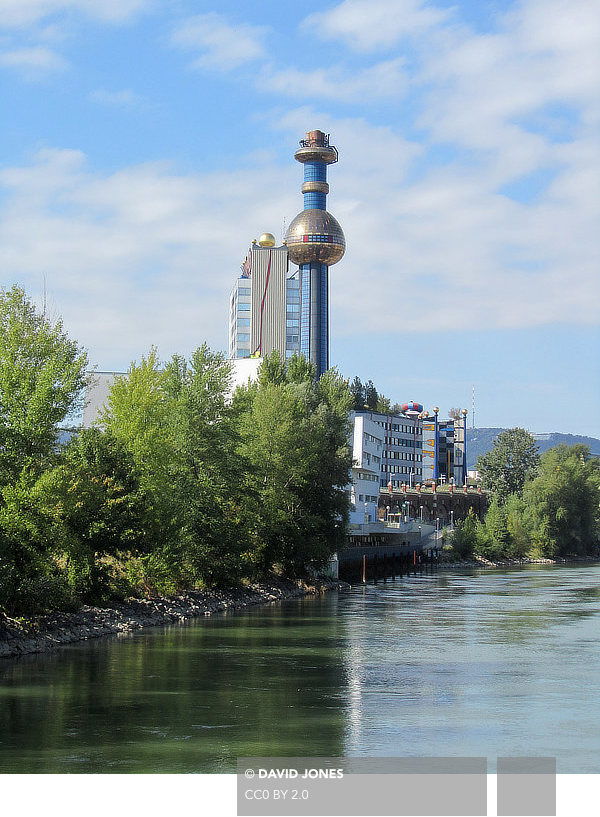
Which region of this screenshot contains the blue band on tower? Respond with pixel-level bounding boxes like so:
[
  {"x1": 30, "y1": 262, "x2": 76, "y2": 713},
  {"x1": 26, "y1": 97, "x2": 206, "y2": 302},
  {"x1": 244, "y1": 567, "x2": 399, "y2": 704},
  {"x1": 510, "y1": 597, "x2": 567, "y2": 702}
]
[{"x1": 303, "y1": 162, "x2": 327, "y2": 211}]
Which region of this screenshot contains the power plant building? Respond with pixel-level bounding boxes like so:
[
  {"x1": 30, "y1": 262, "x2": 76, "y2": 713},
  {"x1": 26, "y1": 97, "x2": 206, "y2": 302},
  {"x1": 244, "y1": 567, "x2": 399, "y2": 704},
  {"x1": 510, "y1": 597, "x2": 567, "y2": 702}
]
[
  {"x1": 228, "y1": 235, "x2": 300, "y2": 361},
  {"x1": 228, "y1": 129, "x2": 344, "y2": 375},
  {"x1": 225, "y1": 127, "x2": 469, "y2": 488},
  {"x1": 285, "y1": 130, "x2": 345, "y2": 378}
]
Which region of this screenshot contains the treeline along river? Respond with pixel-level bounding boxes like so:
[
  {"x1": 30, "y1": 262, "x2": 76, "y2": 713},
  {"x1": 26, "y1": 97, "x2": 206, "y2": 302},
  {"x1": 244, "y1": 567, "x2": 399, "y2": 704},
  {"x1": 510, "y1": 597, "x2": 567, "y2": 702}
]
[{"x1": 1, "y1": 563, "x2": 599, "y2": 773}]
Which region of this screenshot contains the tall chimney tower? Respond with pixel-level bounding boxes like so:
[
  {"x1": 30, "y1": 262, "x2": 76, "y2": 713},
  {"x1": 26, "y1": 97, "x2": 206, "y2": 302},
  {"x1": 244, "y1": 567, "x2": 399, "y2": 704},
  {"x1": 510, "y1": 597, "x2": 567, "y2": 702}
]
[{"x1": 285, "y1": 130, "x2": 345, "y2": 378}]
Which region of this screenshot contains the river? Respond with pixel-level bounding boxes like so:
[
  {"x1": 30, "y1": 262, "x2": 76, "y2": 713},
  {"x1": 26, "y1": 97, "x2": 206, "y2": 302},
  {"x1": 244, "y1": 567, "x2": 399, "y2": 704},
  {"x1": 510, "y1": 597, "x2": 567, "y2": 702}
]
[{"x1": 0, "y1": 563, "x2": 599, "y2": 774}]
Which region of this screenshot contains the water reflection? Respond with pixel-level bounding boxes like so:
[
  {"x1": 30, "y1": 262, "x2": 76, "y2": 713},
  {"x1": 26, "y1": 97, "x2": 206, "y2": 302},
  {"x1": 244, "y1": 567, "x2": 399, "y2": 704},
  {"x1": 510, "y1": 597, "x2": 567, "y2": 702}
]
[{"x1": 0, "y1": 564, "x2": 599, "y2": 773}]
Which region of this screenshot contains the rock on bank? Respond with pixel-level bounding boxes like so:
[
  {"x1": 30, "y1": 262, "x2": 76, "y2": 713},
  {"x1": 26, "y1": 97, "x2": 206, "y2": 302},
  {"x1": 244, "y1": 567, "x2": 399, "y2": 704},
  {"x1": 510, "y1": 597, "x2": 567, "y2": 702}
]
[{"x1": 0, "y1": 578, "x2": 347, "y2": 660}]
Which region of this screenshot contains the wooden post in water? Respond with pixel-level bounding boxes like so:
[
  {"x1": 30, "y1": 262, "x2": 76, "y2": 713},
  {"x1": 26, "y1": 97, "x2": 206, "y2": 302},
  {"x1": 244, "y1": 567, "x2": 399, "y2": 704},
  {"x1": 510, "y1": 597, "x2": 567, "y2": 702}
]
[{"x1": 362, "y1": 554, "x2": 366, "y2": 584}]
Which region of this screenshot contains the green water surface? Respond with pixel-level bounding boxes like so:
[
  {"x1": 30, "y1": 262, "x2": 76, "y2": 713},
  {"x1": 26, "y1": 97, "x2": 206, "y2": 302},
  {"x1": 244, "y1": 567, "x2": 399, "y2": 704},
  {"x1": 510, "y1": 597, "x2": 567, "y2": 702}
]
[{"x1": 1, "y1": 563, "x2": 599, "y2": 773}]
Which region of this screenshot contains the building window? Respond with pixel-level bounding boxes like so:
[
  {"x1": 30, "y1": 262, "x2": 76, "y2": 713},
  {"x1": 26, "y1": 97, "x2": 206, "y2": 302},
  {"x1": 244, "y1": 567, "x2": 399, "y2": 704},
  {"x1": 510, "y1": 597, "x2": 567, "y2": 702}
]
[
  {"x1": 238, "y1": 287, "x2": 251, "y2": 295},
  {"x1": 238, "y1": 303, "x2": 251, "y2": 311},
  {"x1": 286, "y1": 319, "x2": 299, "y2": 327},
  {"x1": 237, "y1": 333, "x2": 250, "y2": 342},
  {"x1": 238, "y1": 318, "x2": 250, "y2": 327}
]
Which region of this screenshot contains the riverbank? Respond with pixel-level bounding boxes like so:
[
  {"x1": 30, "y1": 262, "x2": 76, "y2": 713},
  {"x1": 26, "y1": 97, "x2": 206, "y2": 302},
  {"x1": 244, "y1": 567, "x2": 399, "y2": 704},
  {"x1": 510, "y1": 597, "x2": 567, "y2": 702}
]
[
  {"x1": 438, "y1": 554, "x2": 599, "y2": 569},
  {"x1": 0, "y1": 577, "x2": 348, "y2": 660}
]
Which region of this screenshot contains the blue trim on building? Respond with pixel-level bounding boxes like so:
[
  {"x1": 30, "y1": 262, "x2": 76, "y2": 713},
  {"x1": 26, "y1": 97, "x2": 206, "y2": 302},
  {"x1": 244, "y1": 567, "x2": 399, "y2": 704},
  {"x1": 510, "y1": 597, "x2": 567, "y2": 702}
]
[
  {"x1": 319, "y1": 263, "x2": 328, "y2": 377},
  {"x1": 303, "y1": 191, "x2": 326, "y2": 209},
  {"x1": 300, "y1": 264, "x2": 310, "y2": 359},
  {"x1": 303, "y1": 162, "x2": 327, "y2": 211},
  {"x1": 303, "y1": 162, "x2": 327, "y2": 183}
]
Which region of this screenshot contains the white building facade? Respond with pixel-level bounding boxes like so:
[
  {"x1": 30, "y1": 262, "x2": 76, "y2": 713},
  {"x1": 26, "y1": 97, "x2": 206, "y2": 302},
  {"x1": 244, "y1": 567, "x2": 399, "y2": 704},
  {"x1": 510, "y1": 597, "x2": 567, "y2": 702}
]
[
  {"x1": 354, "y1": 411, "x2": 424, "y2": 489},
  {"x1": 228, "y1": 238, "x2": 300, "y2": 362},
  {"x1": 349, "y1": 413, "x2": 383, "y2": 524}
]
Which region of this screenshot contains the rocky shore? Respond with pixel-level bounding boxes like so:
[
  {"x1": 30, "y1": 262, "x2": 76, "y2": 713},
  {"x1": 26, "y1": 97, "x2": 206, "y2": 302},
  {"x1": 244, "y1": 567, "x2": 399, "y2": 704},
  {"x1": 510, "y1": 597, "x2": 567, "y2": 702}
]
[
  {"x1": 0, "y1": 577, "x2": 348, "y2": 660},
  {"x1": 438, "y1": 555, "x2": 597, "y2": 569}
]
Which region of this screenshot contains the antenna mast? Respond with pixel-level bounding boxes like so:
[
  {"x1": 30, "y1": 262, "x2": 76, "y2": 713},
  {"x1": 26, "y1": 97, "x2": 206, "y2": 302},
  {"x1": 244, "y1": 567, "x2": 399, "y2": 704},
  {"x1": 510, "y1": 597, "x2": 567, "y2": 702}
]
[{"x1": 472, "y1": 384, "x2": 475, "y2": 429}]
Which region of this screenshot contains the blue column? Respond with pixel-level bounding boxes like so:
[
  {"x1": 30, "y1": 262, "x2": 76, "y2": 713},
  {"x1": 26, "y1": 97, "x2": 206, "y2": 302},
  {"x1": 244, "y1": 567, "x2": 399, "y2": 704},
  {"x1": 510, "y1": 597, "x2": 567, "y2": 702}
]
[
  {"x1": 299, "y1": 262, "x2": 329, "y2": 378},
  {"x1": 300, "y1": 264, "x2": 310, "y2": 359},
  {"x1": 303, "y1": 162, "x2": 327, "y2": 210},
  {"x1": 434, "y1": 412, "x2": 439, "y2": 481},
  {"x1": 319, "y1": 264, "x2": 328, "y2": 376},
  {"x1": 463, "y1": 412, "x2": 468, "y2": 485}
]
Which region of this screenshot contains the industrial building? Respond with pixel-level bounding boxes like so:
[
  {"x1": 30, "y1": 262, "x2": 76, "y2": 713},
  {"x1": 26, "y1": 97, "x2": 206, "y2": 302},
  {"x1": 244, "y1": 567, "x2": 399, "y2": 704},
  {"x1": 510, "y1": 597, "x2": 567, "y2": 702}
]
[
  {"x1": 228, "y1": 237, "x2": 300, "y2": 361},
  {"x1": 285, "y1": 129, "x2": 345, "y2": 378},
  {"x1": 228, "y1": 129, "x2": 344, "y2": 374},
  {"x1": 352, "y1": 405, "x2": 468, "y2": 492},
  {"x1": 349, "y1": 414, "x2": 383, "y2": 525}
]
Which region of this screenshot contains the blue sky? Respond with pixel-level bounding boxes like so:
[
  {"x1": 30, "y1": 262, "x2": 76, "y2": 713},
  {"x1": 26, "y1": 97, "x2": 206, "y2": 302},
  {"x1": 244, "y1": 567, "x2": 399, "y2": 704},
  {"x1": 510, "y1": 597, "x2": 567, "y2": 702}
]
[{"x1": 0, "y1": 0, "x2": 598, "y2": 435}]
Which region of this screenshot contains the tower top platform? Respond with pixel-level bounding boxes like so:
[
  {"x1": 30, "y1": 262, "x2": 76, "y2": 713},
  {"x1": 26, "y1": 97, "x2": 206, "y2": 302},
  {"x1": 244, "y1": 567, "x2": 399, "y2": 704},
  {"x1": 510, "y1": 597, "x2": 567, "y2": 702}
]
[{"x1": 294, "y1": 129, "x2": 338, "y2": 165}]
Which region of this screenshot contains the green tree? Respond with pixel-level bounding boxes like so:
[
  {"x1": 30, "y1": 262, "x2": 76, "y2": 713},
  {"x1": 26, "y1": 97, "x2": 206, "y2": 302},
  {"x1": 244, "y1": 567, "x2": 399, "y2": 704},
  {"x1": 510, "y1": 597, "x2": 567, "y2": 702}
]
[
  {"x1": 0, "y1": 471, "x2": 72, "y2": 614},
  {"x1": 479, "y1": 497, "x2": 509, "y2": 559},
  {"x1": 286, "y1": 353, "x2": 314, "y2": 384},
  {"x1": 239, "y1": 360, "x2": 352, "y2": 576},
  {"x1": 476, "y1": 427, "x2": 539, "y2": 499},
  {"x1": 504, "y1": 493, "x2": 532, "y2": 558},
  {"x1": 161, "y1": 345, "x2": 250, "y2": 586},
  {"x1": 0, "y1": 285, "x2": 88, "y2": 482},
  {"x1": 450, "y1": 508, "x2": 479, "y2": 559},
  {"x1": 364, "y1": 379, "x2": 378, "y2": 410},
  {"x1": 524, "y1": 444, "x2": 600, "y2": 557},
  {"x1": 37, "y1": 427, "x2": 151, "y2": 602},
  {"x1": 376, "y1": 395, "x2": 392, "y2": 413},
  {"x1": 102, "y1": 345, "x2": 250, "y2": 590},
  {"x1": 258, "y1": 349, "x2": 286, "y2": 387},
  {"x1": 100, "y1": 348, "x2": 174, "y2": 522},
  {"x1": 349, "y1": 376, "x2": 365, "y2": 411}
]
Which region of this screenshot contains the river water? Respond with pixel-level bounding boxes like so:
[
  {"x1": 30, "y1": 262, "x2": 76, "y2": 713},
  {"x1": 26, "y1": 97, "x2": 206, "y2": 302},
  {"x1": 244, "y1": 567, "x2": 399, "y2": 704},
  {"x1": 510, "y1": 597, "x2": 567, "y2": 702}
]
[{"x1": 0, "y1": 563, "x2": 599, "y2": 774}]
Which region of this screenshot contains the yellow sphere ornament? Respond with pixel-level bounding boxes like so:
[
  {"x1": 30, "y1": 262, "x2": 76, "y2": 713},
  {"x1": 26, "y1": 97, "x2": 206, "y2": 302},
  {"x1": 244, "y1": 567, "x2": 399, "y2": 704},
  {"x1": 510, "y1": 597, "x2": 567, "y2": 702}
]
[{"x1": 258, "y1": 232, "x2": 276, "y2": 247}]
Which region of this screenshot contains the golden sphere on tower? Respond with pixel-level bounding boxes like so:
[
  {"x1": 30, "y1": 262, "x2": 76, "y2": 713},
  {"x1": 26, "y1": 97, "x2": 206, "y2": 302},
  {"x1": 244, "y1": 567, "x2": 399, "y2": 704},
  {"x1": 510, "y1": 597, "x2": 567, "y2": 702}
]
[
  {"x1": 258, "y1": 232, "x2": 276, "y2": 247},
  {"x1": 285, "y1": 209, "x2": 345, "y2": 266}
]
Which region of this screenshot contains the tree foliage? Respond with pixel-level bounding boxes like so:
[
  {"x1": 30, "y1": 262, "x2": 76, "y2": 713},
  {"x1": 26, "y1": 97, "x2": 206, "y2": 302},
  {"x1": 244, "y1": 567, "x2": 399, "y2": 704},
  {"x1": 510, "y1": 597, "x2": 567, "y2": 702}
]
[
  {"x1": 524, "y1": 444, "x2": 600, "y2": 557},
  {"x1": 476, "y1": 427, "x2": 539, "y2": 498},
  {"x1": 0, "y1": 285, "x2": 88, "y2": 482},
  {"x1": 349, "y1": 375, "x2": 380, "y2": 411},
  {"x1": 451, "y1": 443, "x2": 599, "y2": 561},
  {"x1": 238, "y1": 354, "x2": 352, "y2": 576}
]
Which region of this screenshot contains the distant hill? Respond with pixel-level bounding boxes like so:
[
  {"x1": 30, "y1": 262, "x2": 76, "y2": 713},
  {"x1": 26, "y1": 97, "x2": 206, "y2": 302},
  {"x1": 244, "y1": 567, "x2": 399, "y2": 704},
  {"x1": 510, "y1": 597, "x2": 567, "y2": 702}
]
[{"x1": 466, "y1": 428, "x2": 600, "y2": 470}]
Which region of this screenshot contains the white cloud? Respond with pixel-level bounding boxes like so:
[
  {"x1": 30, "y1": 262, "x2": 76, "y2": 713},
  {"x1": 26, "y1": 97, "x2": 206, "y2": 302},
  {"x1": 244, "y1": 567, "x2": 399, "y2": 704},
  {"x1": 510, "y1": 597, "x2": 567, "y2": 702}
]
[
  {"x1": 0, "y1": 45, "x2": 67, "y2": 76},
  {"x1": 1, "y1": 0, "x2": 598, "y2": 368},
  {"x1": 0, "y1": 0, "x2": 151, "y2": 79},
  {"x1": 303, "y1": 0, "x2": 449, "y2": 52},
  {"x1": 171, "y1": 13, "x2": 267, "y2": 71},
  {"x1": 273, "y1": 108, "x2": 599, "y2": 336},
  {"x1": 89, "y1": 88, "x2": 145, "y2": 108},
  {"x1": 0, "y1": 148, "x2": 297, "y2": 367},
  {"x1": 262, "y1": 57, "x2": 408, "y2": 102},
  {"x1": 0, "y1": 0, "x2": 150, "y2": 27},
  {"x1": 418, "y1": 0, "x2": 600, "y2": 156}
]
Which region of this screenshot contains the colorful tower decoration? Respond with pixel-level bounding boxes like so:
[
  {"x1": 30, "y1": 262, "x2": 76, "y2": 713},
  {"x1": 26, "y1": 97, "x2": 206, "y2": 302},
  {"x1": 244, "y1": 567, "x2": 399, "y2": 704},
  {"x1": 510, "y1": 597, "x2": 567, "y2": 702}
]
[{"x1": 285, "y1": 130, "x2": 345, "y2": 378}]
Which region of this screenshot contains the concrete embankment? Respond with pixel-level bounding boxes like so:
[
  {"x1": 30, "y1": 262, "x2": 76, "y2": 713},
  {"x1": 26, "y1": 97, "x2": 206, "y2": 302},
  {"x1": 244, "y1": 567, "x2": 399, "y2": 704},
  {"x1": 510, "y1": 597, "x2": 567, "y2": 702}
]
[{"x1": 0, "y1": 578, "x2": 348, "y2": 660}]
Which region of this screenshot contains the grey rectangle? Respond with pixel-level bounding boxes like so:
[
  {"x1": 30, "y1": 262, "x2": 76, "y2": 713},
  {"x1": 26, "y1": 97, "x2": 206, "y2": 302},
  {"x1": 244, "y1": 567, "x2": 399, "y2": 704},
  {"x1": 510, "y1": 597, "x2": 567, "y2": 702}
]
[
  {"x1": 497, "y1": 758, "x2": 556, "y2": 816},
  {"x1": 237, "y1": 757, "x2": 487, "y2": 816}
]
